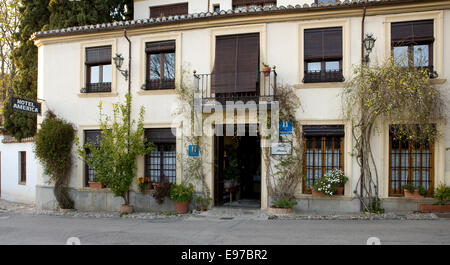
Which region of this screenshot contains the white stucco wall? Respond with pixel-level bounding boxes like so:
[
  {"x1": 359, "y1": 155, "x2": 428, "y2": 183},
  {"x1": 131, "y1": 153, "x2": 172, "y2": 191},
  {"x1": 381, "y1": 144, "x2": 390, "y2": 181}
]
[
  {"x1": 36, "y1": 6, "x2": 450, "y2": 207},
  {"x1": 0, "y1": 136, "x2": 37, "y2": 204}
]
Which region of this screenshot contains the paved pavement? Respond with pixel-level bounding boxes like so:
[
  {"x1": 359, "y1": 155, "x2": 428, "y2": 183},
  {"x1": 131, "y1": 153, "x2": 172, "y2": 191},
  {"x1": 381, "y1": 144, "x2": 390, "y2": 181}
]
[{"x1": 0, "y1": 212, "x2": 449, "y2": 245}]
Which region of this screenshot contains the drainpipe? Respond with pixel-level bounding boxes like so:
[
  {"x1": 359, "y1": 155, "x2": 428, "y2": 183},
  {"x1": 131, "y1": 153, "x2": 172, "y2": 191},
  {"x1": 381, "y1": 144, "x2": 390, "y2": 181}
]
[
  {"x1": 360, "y1": 5, "x2": 367, "y2": 212},
  {"x1": 124, "y1": 29, "x2": 132, "y2": 205}
]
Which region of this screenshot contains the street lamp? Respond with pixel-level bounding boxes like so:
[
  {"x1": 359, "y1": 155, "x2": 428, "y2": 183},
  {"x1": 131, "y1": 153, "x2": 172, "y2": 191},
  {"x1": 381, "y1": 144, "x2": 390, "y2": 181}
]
[
  {"x1": 113, "y1": 53, "x2": 128, "y2": 81},
  {"x1": 363, "y1": 33, "x2": 376, "y2": 63}
]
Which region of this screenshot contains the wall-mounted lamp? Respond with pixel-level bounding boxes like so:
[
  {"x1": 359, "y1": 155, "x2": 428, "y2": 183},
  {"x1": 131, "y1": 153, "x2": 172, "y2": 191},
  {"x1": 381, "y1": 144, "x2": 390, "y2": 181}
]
[
  {"x1": 363, "y1": 33, "x2": 376, "y2": 63},
  {"x1": 113, "y1": 53, "x2": 129, "y2": 81}
]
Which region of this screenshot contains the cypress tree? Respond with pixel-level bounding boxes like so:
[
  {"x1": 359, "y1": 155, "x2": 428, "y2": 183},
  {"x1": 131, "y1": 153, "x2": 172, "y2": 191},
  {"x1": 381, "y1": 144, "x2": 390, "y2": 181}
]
[
  {"x1": 3, "y1": 0, "x2": 50, "y2": 141},
  {"x1": 4, "y1": 0, "x2": 133, "y2": 140}
]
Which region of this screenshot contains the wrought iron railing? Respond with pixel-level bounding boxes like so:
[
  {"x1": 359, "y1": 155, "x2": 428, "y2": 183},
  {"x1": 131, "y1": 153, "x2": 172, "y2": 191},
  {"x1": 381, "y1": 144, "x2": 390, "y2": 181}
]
[
  {"x1": 142, "y1": 79, "x2": 175, "y2": 90},
  {"x1": 81, "y1": 82, "x2": 112, "y2": 93},
  {"x1": 194, "y1": 70, "x2": 277, "y2": 106},
  {"x1": 303, "y1": 70, "x2": 344, "y2": 83}
]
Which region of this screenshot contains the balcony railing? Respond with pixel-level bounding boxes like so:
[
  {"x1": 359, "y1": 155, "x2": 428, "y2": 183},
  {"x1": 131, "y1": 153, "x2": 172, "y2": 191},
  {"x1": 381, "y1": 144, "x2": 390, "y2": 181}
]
[
  {"x1": 81, "y1": 82, "x2": 112, "y2": 93},
  {"x1": 142, "y1": 79, "x2": 175, "y2": 90},
  {"x1": 417, "y1": 66, "x2": 438, "y2": 79},
  {"x1": 194, "y1": 70, "x2": 277, "y2": 106},
  {"x1": 303, "y1": 70, "x2": 344, "y2": 83}
]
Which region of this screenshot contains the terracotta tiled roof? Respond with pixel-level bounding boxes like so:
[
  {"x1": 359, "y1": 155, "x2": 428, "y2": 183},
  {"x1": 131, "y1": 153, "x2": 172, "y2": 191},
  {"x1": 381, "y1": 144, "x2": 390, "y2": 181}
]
[{"x1": 32, "y1": 0, "x2": 432, "y2": 40}]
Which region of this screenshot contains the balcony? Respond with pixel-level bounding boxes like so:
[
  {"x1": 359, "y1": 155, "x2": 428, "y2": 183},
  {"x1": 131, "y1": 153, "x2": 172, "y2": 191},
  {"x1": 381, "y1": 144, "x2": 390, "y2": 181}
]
[
  {"x1": 81, "y1": 82, "x2": 111, "y2": 93},
  {"x1": 194, "y1": 70, "x2": 277, "y2": 109},
  {"x1": 303, "y1": 70, "x2": 344, "y2": 83}
]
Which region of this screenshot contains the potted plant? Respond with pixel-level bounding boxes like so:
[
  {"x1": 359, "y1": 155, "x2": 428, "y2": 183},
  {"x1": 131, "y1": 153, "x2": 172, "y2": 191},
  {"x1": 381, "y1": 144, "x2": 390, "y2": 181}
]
[
  {"x1": 88, "y1": 180, "x2": 104, "y2": 189},
  {"x1": 194, "y1": 195, "x2": 212, "y2": 211},
  {"x1": 420, "y1": 183, "x2": 450, "y2": 213},
  {"x1": 403, "y1": 183, "x2": 424, "y2": 199},
  {"x1": 261, "y1": 62, "x2": 272, "y2": 76},
  {"x1": 325, "y1": 169, "x2": 348, "y2": 196},
  {"x1": 269, "y1": 196, "x2": 297, "y2": 214},
  {"x1": 137, "y1": 177, "x2": 150, "y2": 193},
  {"x1": 153, "y1": 181, "x2": 172, "y2": 204},
  {"x1": 312, "y1": 175, "x2": 338, "y2": 197},
  {"x1": 169, "y1": 181, "x2": 194, "y2": 214}
]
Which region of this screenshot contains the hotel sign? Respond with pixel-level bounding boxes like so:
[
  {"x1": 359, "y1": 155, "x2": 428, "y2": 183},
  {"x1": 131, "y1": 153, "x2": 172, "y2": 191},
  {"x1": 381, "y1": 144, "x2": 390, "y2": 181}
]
[
  {"x1": 10, "y1": 97, "x2": 41, "y2": 115},
  {"x1": 271, "y1": 142, "x2": 292, "y2": 155}
]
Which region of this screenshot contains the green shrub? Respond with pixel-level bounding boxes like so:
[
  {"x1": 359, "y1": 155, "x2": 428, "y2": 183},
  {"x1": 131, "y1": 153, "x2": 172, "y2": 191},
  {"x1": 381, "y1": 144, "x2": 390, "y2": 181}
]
[
  {"x1": 272, "y1": 197, "x2": 297, "y2": 209},
  {"x1": 194, "y1": 195, "x2": 212, "y2": 210},
  {"x1": 417, "y1": 185, "x2": 427, "y2": 196},
  {"x1": 34, "y1": 111, "x2": 75, "y2": 209},
  {"x1": 433, "y1": 183, "x2": 450, "y2": 205},
  {"x1": 169, "y1": 181, "x2": 194, "y2": 202},
  {"x1": 402, "y1": 183, "x2": 416, "y2": 193}
]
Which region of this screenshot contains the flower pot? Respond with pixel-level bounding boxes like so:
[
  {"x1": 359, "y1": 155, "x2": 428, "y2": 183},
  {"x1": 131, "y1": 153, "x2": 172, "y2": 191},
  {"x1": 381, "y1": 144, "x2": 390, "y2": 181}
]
[
  {"x1": 335, "y1": 187, "x2": 344, "y2": 196},
  {"x1": 174, "y1": 201, "x2": 190, "y2": 214},
  {"x1": 311, "y1": 188, "x2": 325, "y2": 197},
  {"x1": 262, "y1": 67, "x2": 271, "y2": 76},
  {"x1": 120, "y1": 204, "x2": 134, "y2": 214},
  {"x1": 88, "y1": 181, "x2": 104, "y2": 189},
  {"x1": 404, "y1": 189, "x2": 424, "y2": 199},
  {"x1": 420, "y1": 204, "x2": 450, "y2": 213},
  {"x1": 152, "y1": 183, "x2": 159, "y2": 190},
  {"x1": 268, "y1": 207, "x2": 294, "y2": 215}
]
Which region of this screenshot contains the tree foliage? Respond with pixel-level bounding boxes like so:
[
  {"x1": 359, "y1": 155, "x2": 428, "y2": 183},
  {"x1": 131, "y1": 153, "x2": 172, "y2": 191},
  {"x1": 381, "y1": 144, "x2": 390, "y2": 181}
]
[
  {"x1": 46, "y1": 0, "x2": 133, "y2": 30},
  {"x1": 76, "y1": 94, "x2": 151, "y2": 206},
  {"x1": 34, "y1": 111, "x2": 75, "y2": 209},
  {"x1": 2, "y1": 0, "x2": 49, "y2": 140},
  {"x1": 343, "y1": 57, "x2": 446, "y2": 212},
  {"x1": 3, "y1": 0, "x2": 133, "y2": 140}
]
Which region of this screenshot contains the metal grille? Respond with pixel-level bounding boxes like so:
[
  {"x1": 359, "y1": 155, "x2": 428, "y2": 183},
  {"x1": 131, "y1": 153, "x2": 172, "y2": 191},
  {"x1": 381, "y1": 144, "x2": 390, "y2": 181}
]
[
  {"x1": 303, "y1": 70, "x2": 344, "y2": 83},
  {"x1": 389, "y1": 137, "x2": 434, "y2": 196},
  {"x1": 83, "y1": 82, "x2": 111, "y2": 93},
  {"x1": 303, "y1": 136, "x2": 344, "y2": 193},
  {"x1": 146, "y1": 143, "x2": 176, "y2": 183}
]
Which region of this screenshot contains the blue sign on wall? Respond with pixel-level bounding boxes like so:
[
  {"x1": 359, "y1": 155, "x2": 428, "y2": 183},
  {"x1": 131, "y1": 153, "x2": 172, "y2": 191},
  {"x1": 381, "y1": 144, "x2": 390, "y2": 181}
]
[
  {"x1": 279, "y1": 120, "x2": 293, "y2": 135},
  {"x1": 188, "y1": 145, "x2": 200, "y2": 157}
]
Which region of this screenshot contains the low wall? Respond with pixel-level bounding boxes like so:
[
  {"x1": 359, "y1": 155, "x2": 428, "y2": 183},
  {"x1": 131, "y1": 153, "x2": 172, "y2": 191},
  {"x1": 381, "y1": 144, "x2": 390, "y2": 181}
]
[
  {"x1": 290, "y1": 196, "x2": 436, "y2": 214},
  {"x1": 36, "y1": 185, "x2": 181, "y2": 212}
]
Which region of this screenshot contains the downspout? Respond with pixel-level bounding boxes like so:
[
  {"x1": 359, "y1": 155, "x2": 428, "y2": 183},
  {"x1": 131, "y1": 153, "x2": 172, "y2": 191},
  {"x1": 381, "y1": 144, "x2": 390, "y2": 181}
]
[
  {"x1": 360, "y1": 5, "x2": 367, "y2": 212},
  {"x1": 124, "y1": 29, "x2": 132, "y2": 205}
]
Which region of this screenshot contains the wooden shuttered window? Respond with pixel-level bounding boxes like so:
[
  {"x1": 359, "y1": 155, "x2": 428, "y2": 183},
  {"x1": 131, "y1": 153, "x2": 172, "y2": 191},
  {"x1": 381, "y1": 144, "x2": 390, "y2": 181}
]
[
  {"x1": 84, "y1": 130, "x2": 102, "y2": 186},
  {"x1": 145, "y1": 41, "x2": 176, "y2": 90},
  {"x1": 302, "y1": 125, "x2": 345, "y2": 194},
  {"x1": 150, "y1": 3, "x2": 188, "y2": 18},
  {"x1": 304, "y1": 27, "x2": 342, "y2": 61},
  {"x1": 85, "y1": 46, "x2": 111, "y2": 65},
  {"x1": 19, "y1": 151, "x2": 26, "y2": 184},
  {"x1": 85, "y1": 46, "x2": 112, "y2": 93},
  {"x1": 145, "y1": 129, "x2": 177, "y2": 184},
  {"x1": 391, "y1": 20, "x2": 434, "y2": 45},
  {"x1": 212, "y1": 33, "x2": 260, "y2": 94}
]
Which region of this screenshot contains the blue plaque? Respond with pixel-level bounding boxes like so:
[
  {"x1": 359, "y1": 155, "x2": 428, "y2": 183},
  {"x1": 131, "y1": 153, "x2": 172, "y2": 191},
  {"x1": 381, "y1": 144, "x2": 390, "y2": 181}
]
[
  {"x1": 188, "y1": 145, "x2": 200, "y2": 157},
  {"x1": 279, "y1": 120, "x2": 293, "y2": 135}
]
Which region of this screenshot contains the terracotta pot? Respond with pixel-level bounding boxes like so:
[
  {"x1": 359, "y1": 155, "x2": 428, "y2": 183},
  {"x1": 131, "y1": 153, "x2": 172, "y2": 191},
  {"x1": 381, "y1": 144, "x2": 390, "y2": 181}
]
[
  {"x1": 420, "y1": 204, "x2": 450, "y2": 213},
  {"x1": 311, "y1": 188, "x2": 325, "y2": 197},
  {"x1": 174, "y1": 201, "x2": 190, "y2": 214},
  {"x1": 335, "y1": 187, "x2": 344, "y2": 196},
  {"x1": 404, "y1": 189, "x2": 424, "y2": 199},
  {"x1": 262, "y1": 67, "x2": 271, "y2": 76},
  {"x1": 120, "y1": 204, "x2": 134, "y2": 214},
  {"x1": 268, "y1": 207, "x2": 294, "y2": 215},
  {"x1": 88, "y1": 181, "x2": 104, "y2": 189}
]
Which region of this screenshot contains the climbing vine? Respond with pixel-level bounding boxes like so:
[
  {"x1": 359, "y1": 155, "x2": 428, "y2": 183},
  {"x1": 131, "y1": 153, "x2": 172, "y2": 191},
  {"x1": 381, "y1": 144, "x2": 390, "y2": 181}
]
[
  {"x1": 343, "y1": 57, "x2": 446, "y2": 212},
  {"x1": 263, "y1": 84, "x2": 304, "y2": 206},
  {"x1": 174, "y1": 71, "x2": 212, "y2": 203}
]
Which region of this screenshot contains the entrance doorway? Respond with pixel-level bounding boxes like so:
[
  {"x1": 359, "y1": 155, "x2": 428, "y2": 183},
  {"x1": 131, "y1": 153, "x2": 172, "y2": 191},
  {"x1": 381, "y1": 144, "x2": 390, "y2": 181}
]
[{"x1": 214, "y1": 126, "x2": 261, "y2": 208}]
